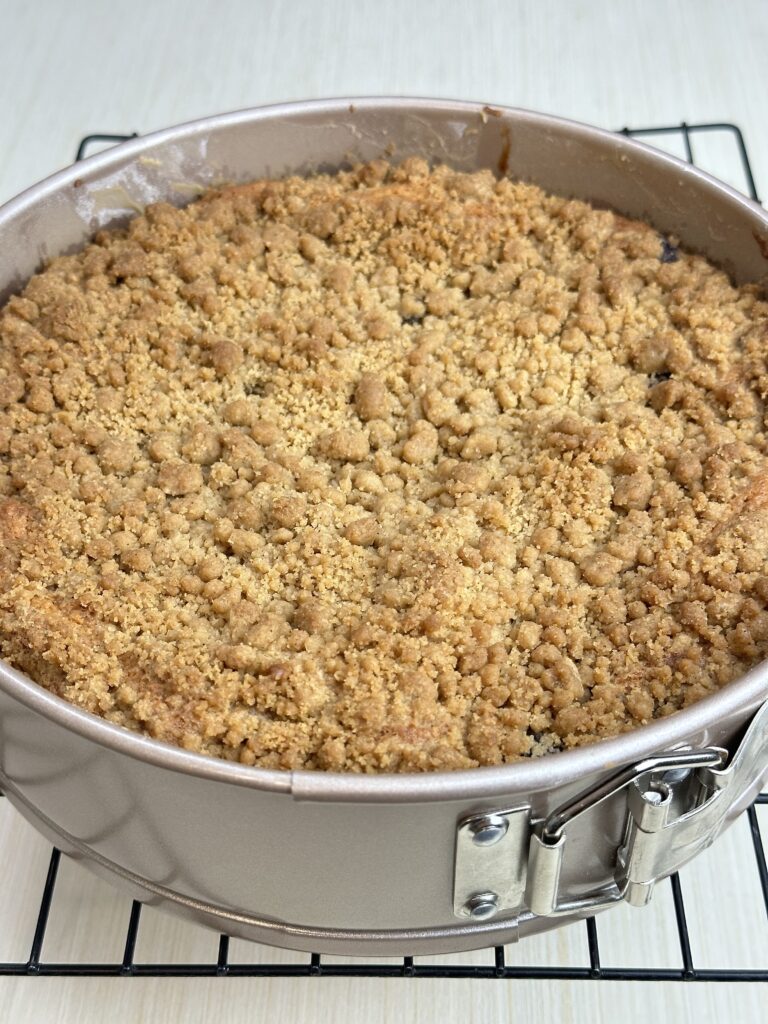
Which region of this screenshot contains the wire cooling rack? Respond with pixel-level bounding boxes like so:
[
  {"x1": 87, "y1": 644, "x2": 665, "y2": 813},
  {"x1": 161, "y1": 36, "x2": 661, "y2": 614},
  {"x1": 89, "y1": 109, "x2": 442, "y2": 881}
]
[{"x1": 0, "y1": 122, "x2": 766, "y2": 982}]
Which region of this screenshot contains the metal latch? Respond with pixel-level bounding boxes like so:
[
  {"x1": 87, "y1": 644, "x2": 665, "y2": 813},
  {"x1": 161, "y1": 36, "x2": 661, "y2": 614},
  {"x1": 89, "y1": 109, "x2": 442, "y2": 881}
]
[{"x1": 454, "y1": 697, "x2": 768, "y2": 922}]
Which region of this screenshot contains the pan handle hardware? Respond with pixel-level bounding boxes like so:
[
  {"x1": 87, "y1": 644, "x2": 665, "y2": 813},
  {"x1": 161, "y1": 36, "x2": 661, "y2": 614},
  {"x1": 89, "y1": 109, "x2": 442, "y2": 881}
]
[
  {"x1": 453, "y1": 805, "x2": 531, "y2": 919},
  {"x1": 525, "y1": 746, "x2": 726, "y2": 917},
  {"x1": 454, "y1": 697, "x2": 768, "y2": 922}
]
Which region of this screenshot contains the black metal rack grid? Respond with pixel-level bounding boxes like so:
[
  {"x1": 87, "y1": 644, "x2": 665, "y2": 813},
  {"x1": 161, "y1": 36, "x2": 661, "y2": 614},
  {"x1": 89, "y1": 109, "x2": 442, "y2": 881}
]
[{"x1": 0, "y1": 121, "x2": 766, "y2": 982}]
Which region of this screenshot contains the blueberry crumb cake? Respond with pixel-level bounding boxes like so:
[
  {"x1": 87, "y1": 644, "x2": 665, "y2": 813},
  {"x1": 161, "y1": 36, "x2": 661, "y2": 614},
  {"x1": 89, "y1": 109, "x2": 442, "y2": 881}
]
[{"x1": 1, "y1": 157, "x2": 767, "y2": 772}]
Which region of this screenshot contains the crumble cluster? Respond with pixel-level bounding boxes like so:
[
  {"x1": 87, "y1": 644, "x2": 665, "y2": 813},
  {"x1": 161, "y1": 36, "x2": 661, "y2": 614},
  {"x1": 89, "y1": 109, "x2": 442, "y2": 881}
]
[{"x1": 0, "y1": 158, "x2": 767, "y2": 772}]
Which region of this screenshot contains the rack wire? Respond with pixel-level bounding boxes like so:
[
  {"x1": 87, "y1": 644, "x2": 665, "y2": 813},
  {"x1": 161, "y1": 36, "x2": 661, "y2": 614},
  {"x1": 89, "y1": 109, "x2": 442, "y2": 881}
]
[{"x1": 0, "y1": 121, "x2": 766, "y2": 982}]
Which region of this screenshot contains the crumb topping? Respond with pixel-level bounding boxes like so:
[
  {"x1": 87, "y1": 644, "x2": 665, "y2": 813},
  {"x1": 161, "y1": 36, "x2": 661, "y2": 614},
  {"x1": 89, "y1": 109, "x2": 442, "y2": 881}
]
[{"x1": 0, "y1": 158, "x2": 767, "y2": 772}]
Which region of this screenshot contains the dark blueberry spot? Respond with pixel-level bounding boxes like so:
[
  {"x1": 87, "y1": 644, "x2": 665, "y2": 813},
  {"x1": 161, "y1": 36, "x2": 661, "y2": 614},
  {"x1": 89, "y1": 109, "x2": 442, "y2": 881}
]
[
  {"x1": 462, "y1": 287, "x2": 472, "y2": 299},
  {"x1": 401, "y1": 315, "x2": 424, "y2": 326},
  {"x1": 660, "y1": 238, "x2": 679, "y2": 263}
]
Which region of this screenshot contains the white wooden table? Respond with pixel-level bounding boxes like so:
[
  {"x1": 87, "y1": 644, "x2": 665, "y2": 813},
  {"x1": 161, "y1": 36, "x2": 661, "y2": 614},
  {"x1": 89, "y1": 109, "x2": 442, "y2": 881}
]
[{"x1": 1, "y1": 1, "x2": 767, "y2": 1020}]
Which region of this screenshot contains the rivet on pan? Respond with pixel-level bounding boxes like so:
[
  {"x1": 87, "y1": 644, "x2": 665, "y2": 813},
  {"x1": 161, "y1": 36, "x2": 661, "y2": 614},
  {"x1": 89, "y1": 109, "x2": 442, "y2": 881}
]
[
  {"x1": 464, "y1": 892, "x2": 499, "y2": 920},
  {"x1": 469, "y1": 814, "x2": 509, "y2": 847},
  {"x1": 643, "y1": 787, "x2": 665, "y2": 806}
]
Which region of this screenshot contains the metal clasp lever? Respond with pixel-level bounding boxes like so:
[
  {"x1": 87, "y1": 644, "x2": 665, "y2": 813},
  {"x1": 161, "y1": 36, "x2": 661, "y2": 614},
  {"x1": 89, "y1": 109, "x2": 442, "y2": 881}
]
[{"x1": 524, "y1": 747, "x2": 726, "y2": 917}]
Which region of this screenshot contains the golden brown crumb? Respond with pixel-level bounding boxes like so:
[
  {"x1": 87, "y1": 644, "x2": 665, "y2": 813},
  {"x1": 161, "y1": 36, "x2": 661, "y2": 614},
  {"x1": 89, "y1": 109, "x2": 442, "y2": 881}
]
[{"x1": 0, "y1": 160, "x2": 767, "y2": 773}]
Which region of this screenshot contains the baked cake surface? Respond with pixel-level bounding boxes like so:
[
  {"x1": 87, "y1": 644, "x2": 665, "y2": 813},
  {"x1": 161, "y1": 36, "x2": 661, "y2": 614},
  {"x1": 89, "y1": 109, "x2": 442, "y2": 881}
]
[{"x1": 0, "y1": 158, "x2": 767, "y2": 772}]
